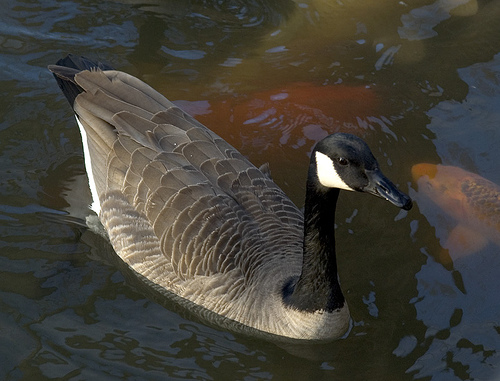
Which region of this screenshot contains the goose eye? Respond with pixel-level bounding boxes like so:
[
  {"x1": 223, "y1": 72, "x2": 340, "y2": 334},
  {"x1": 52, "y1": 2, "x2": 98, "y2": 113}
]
[{"x1": 337, "y1": 157, "x2": 348, "y2": 166}]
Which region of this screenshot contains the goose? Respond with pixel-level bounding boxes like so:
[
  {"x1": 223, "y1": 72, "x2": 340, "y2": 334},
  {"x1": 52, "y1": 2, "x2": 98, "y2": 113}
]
[{"x1": 49, "y1": 55, "x2": 412, "y2": 342}]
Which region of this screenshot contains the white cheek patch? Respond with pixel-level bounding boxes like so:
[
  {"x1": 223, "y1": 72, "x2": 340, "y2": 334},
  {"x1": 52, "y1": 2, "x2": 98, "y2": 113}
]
[
  {"x1": 315, "y1": 151, "x2": 354, "y2": 191},
  {"x1": 76, "y1": 116, "x2": 101, "y2": 215}
]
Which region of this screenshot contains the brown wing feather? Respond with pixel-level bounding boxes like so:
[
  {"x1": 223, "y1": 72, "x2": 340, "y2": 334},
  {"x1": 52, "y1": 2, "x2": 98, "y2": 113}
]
[{"x1": 56, "y1": 66, "x2": 303, "y2": 285}]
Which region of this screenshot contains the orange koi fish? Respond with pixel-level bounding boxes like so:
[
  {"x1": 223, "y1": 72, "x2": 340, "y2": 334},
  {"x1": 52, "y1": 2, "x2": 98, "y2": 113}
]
[{"x1": 412, "y1": 163, "x2": 500, "y2": 261}]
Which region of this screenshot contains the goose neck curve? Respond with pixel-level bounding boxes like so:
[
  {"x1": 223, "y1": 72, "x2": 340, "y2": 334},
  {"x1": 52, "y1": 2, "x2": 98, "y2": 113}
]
[{"x1": 283, "y1": 171, "x2": 345, "y2": 313}]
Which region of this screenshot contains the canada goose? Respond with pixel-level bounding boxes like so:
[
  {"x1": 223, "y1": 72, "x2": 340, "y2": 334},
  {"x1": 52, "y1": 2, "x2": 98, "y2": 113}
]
[{"x1": 49, "y1": 55, "x2": 412, "y2": 342}]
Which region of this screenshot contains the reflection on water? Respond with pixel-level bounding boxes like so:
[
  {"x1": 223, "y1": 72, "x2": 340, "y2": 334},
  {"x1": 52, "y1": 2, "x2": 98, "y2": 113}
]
[{"x1": 1, "y1": 0, "x2": 500, "y2": 379}]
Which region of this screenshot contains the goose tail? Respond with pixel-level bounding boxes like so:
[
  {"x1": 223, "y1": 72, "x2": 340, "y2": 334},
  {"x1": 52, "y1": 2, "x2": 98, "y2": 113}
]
[
  {"x1": 48, "y1": 55, "x2": 116, "y2": 215},
  {"x1": 48, "y1": 54, "x2": 113, "y2": 106}
]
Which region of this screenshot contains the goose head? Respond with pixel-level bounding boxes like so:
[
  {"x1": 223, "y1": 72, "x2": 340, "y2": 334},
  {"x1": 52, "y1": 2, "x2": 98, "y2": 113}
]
[
  {"x1": 311, "y1": 133, "x2": 413, "y2": 210},
  {"x1": 287, "y1": 133, "x2": 412, "y2": 315}
]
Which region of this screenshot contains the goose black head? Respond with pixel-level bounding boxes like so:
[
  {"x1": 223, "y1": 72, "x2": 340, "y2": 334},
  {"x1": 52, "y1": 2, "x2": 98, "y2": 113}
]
[{"x1": 312, "y1": 133, "x2": 412, "y2": 210}]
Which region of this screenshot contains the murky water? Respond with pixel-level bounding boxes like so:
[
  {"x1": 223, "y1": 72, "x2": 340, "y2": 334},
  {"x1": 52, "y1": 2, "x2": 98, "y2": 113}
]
[{"x1": 1, "y1": 0, "x2": 500, "y2": 379}]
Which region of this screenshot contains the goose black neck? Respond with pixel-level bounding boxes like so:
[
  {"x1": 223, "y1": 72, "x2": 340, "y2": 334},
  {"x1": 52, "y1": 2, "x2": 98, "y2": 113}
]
[{"x1": 283, "y1": 168, "x2": 345, "y2": 313}]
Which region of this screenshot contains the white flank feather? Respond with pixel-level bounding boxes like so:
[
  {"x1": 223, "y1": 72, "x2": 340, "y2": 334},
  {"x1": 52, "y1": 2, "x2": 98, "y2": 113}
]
[{"x1": 76, "y1": 116, "x2": 101, "y2": 215}]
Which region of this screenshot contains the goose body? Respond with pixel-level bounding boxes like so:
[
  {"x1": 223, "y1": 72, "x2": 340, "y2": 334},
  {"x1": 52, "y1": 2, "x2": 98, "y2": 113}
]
[{"x1": 49, "y1": 55, "x2": 412, "y2": 342}]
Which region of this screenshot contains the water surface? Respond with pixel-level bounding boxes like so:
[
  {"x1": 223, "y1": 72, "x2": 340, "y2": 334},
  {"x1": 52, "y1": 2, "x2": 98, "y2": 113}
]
[{"x1": 1, "y1": 0, "x2": 500, "y2": 379}]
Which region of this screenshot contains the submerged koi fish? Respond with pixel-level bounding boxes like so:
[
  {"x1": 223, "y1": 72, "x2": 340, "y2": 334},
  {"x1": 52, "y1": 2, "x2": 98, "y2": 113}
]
[
  {"x1": 412, "y1": 163, "x2": 500, "y2": 261},
  {"x1": 177, "y1": 82, "x2": 377, "y2": 157}
]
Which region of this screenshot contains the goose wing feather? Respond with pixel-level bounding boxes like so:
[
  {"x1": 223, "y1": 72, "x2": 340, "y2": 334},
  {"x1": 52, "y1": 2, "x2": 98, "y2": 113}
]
[{"x1": 66, "y1": 68, "x2": 304, "y2": 287}]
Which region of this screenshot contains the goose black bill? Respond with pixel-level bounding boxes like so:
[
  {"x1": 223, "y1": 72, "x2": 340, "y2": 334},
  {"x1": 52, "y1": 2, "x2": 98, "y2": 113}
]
[{"x1": 363, "y1": 169, "x2": 413, "y2": 211}]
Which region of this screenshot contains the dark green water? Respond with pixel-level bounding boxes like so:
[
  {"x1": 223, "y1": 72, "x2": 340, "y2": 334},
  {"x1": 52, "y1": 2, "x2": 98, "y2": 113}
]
[{"x1": 1, "y1": 0, "x2": 500, "y2": 379}]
